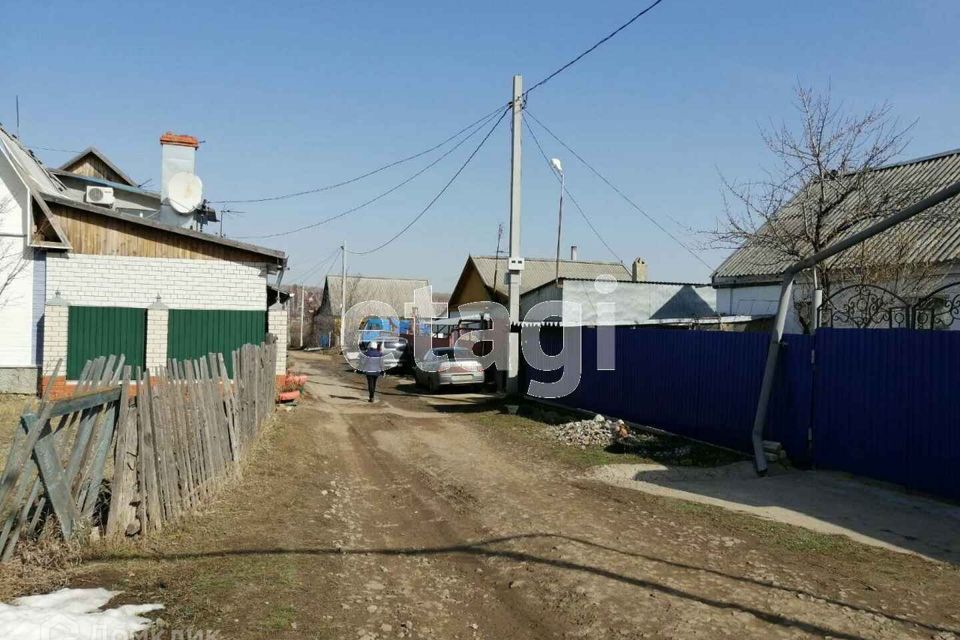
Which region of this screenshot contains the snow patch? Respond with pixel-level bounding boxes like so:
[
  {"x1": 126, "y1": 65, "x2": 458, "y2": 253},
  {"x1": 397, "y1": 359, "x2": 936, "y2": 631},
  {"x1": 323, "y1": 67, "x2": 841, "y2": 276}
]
[{"x1": 0, "y1": 588, "x2": 162, "y2": 639}]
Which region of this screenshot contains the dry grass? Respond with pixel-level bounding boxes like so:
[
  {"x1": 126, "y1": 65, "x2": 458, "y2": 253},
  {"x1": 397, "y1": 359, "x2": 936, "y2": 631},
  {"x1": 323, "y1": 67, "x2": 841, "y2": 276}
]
[
  {"x1": 0, "y1": 524, "x2": 84, "y2": 600},
  {"x1": 0, "y1": 394, "x2": 33, "y2": 456}
]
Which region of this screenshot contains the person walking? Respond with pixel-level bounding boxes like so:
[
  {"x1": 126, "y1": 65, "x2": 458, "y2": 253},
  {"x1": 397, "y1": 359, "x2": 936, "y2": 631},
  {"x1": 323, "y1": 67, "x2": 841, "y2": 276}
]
[{"x1": 359, "y1": 340, "x2": 384, "y2": 402}]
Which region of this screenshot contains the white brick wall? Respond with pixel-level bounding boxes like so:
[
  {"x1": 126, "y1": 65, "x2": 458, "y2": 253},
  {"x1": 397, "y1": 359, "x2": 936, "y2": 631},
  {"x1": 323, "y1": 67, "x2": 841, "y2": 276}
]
[
  {"x1": 145, "y1": 306, "x2": 169, "y2": 370},
  {"x1": 268, "y1": 307, "x2": 288, "y2": 374},
  {"x1": 42, "y1": 303, "x2": 68, "y2": 376},
  {"x1": 46, "y1": 254, "x2": 267, "y2": 310}
]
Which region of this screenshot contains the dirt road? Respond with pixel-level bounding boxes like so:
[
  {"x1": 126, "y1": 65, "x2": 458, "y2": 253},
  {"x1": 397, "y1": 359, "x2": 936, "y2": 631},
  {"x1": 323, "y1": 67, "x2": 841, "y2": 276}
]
[{"x1": 59, "y1": 352, "x2": 960, "y2": 639}]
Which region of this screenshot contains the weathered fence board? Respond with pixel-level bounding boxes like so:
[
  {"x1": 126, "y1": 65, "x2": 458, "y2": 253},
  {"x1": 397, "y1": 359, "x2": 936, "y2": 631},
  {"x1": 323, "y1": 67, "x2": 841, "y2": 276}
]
[{"x1": 0, "y1": 338, "x2": 278, "y2": 561}]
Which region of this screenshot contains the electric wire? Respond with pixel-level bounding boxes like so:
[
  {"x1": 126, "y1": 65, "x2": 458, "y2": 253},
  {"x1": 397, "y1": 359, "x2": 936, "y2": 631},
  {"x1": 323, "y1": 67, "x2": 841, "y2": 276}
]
[
  {"x1": 523, "y1": 0, "x2": 667, "y2": 99},
  {"x1": 321, "y1": 248, "x2": 342, "y2": 283},
  {"x1": 28, "y1": 145, "x2": 83, "y2": 154},
  {"x1": 523, "y1": 113, "x2": 624, "y2": 265},
  {"x1": 213, "y1": 2, "x2": 666, "y2": 215},
  {"x1": 524, "y1": 109, "x2": 714, "y2": 271},
  {"x1": 345, "y1": 106, "x2": 510, "y2": 256},
  {"x1": 211, "y1": 105, "x2": 508, "y2": 204},
  {"x1": 233, "y1": 108, "x2": 505, "y2": 240},
  {"x1": 296, "y1": 246, "x2": 342, "y2": 284}
]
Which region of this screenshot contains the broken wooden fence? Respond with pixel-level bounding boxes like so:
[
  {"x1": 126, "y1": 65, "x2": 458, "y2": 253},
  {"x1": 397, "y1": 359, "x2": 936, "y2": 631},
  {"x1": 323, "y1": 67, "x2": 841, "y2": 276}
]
[{"x1": 0, "y1": 339, "x2": 277, "y2": 560}]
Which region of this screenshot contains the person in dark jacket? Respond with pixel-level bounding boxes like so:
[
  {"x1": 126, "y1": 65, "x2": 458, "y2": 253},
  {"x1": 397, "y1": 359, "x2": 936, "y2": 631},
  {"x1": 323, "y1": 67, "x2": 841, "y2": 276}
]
[{"x1": 359, "y1": 341, "x2": 384, "y2": 402}]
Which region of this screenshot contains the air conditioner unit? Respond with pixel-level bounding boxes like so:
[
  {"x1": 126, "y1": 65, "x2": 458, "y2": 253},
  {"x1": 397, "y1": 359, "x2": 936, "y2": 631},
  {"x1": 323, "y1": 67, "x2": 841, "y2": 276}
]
[{"x1": 85, "y1": 186, "x2": 115, "y2": 207}]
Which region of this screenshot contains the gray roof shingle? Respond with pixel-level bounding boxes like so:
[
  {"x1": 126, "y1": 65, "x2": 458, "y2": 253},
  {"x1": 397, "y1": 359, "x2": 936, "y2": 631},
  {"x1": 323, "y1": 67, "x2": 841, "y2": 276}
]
[
  {"x1": 321, "y1": 275, "x2": 430, "y2": 317},
  {"x1": 712, "y1": 149, "x2": 960, "y2": 283}
]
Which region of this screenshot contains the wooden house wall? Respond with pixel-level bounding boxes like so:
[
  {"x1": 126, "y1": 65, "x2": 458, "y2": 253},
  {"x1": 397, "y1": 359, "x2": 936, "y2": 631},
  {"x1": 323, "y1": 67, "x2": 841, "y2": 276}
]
[
  {"x1": 48, "y1": 203, "x2": 273, "y2": 264},
  {"x1": 61, "y1": 156, "x2": 127, "y2": 185},
  {"x1": 449, "y1": 265, "x2": 497, "y2": 308}
]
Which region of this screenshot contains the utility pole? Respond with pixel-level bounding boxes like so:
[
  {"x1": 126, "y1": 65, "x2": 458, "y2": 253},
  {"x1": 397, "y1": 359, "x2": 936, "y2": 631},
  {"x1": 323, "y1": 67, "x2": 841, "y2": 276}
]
[
  {"x1": 339, "y1": 243, "x2": 346, "y2": 352},
  {"x1": 506, "y1": 75, "x2": 524, "y2": 394},
  {"x1": 492, "y1": 223, "x2": 503, "y2": 296},
  {"x1": 552, "y1": 159, "x2": 565, "y2": 282},
  {"x1": 299, "y1": 283, "x2": 305, "y2": 348}
]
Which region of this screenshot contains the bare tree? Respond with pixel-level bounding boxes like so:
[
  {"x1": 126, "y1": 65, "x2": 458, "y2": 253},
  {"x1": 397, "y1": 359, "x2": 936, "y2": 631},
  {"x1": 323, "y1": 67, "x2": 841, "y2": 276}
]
[
  {"x1": 0, "y1": 196, "x2": 27, "y2": 309},
  {"x1": 710, "y1": 85, "x2": 941, "y2": 332}
]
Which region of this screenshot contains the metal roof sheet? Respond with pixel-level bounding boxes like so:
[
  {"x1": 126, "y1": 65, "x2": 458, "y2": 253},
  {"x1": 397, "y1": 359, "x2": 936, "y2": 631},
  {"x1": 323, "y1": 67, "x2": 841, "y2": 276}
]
[
  {"x1": 713, "y1": 149, "x2": 960, "y2": 282},
  {"x1": 470, "y1": 255, "x2": 632, "y2": 297},
  {"x1": 0, "y1": 126, "x2": 69, "y2": 197}
]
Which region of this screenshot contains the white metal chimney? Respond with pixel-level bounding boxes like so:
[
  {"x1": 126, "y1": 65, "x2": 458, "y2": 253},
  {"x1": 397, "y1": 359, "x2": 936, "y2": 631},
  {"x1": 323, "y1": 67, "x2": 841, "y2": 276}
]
[
  {"x1": 160, "y1": 132, "x2": 199, "y2": 200},
  {"x1": 159, "y1": 132, "x2": 201, "y2": 227},
  {"x1": 570, "y1": 245, "x2": 578, "y2": 261}
]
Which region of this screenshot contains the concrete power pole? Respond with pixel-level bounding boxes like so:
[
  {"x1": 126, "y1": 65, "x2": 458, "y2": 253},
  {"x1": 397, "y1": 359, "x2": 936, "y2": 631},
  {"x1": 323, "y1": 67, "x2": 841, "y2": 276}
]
[
  {"x1": 299, "y1": 284, "x2": 305, "y2": 348},
  {"x1": 506, "y1": 75, "x2": 524, "y2": 394},
  {"x1": 339, "y1": 243, "x2": 346, "y2": 353}
]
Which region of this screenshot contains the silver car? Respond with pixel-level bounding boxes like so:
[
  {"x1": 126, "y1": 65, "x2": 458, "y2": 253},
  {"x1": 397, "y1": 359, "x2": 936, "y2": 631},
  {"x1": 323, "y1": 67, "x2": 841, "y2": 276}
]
[{"x1": 414, "y1": 347, "x2": 485, "y2": 392}]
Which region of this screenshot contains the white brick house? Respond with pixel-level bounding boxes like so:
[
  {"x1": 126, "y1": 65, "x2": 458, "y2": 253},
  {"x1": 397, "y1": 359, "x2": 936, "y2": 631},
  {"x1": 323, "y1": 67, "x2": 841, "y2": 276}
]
[{"x1": 0, "y1": 126, "x2": 288, "y2": 395}]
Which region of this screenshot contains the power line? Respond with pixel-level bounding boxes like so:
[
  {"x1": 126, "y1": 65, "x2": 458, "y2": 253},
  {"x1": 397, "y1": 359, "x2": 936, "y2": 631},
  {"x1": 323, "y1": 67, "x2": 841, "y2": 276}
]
[
  {"x1": 296, "y1": 246, "x2": 342, "y2": 284},
  {"x1": 523, "y1": 113, "x2": 624, "y2": 265},
  {"x1": 346, "y1": 106, "x2": 510, "y2": 256},
  {"x1": 214, "y1": 2, "x2": 665, "y2": 210},
  {"x1": 212, "y1": 105, "x2": 508, "y2": 204},
  {"x1": 523, "y1": 0, "x2": 667, "y2": 99},
  {"x1": 524, "y1": 109, "x2": 714, "y2": 271},
  {"x1": 28, "y1": 145, "x2": 83, "y2": 154},
  {"x1": 233, "y1": 109, "x2": 505, "y2": 240},
  {"x1": 320, "y1": 247, "x2": 343, "y2": 283}
]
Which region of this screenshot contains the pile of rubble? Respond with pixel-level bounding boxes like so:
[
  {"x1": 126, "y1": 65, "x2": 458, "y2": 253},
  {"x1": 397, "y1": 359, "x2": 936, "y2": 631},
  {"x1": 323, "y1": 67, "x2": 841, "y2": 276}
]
[{"x1": 548, "y1": 414, "x2": 629, "y2": 448}]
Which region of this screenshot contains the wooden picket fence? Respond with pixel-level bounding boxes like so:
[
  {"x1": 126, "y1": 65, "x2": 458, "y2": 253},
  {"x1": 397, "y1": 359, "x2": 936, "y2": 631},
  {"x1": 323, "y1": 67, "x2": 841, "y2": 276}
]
[{"x1": 0, "y1": 338, "x2": 277, "y2": 561}]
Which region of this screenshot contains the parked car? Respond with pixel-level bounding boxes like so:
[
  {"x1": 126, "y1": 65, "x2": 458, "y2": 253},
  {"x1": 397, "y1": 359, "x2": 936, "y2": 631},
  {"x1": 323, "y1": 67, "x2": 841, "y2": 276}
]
[{"x1": 414, "y1": 347, "x2": 485, "y2": 392}]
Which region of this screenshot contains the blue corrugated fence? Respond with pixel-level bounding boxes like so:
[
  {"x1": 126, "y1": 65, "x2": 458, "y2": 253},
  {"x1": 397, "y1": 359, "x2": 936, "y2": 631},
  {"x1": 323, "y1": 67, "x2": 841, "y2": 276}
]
[{"x1": 522, "y1": 326, "x2": 959, "y2": 501}]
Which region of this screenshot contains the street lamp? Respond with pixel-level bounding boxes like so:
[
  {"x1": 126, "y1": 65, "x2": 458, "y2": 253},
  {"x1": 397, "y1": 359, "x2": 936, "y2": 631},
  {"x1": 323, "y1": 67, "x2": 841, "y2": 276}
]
[{"x1": 551, "y1": 158, "x2": 565, "y2": 282}]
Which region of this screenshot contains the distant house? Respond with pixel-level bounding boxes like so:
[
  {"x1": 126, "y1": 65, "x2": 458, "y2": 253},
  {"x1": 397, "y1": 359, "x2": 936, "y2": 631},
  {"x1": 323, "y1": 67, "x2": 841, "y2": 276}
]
[
  {"x1": 711, "y1": 149, "x2": 960, "y2": 333},
  {"x1": 0, "y1": 127, "x2": 288, "y2": 395},
  {"x1": 315, "y1": 275, "x2": 432, "y2": 347},
  {"x1": 519, "y1": 278, "x2": 723, "y2": 328},
  {"x1": 449, "y1": 254, "x2": 644, "y2": 310}
]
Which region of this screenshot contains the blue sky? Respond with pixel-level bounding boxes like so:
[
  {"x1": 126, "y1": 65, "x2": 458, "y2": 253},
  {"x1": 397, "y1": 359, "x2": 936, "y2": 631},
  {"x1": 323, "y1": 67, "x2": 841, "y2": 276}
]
[{"x1": 4, "y1": 1, "x2": 959, "y2": 291}]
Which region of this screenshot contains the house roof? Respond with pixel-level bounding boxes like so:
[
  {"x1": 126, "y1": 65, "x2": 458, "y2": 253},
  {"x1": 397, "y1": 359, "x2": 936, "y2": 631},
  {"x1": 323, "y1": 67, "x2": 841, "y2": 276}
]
[
  {"x1": 43, "y1": 193, "x2": 285, "y2": 264},
  {"x1": 58, "y1": 147, "x2": 139, "y2": 187},
  {"x1": 0, "y1": 124, "x2": 285, "y2": 266},
  {"x1": 51, "y1": 169, "x2": 160, "y2": 199},
  {"x1": 0, "y1": 126, "x2": 70, "y2": 197},
  {"x1": 320, "y1": 275, "x2": 429, "y2": 316},
  {"x1": 713, "y1": 148, "x2": 960, "y2": 285},
  {"x1": 463, "y1": 255, "x2": 632, "y2": 299},
  {"x1": 522, "y1": 276, "x2": 708, "y2": 297},
  {"x1": 523, "y1": 279, "x2": 718, "y2": 326}
]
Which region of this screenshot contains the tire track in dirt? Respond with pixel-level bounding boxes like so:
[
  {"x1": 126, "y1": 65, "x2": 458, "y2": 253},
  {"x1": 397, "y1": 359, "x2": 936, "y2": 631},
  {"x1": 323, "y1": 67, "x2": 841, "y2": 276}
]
[
  {"x1": 334, "y1": 410, "x2": 562, "y2": 639},
  {"x1": 294, "y1": 353, "x2": 960, "y2": 640}
]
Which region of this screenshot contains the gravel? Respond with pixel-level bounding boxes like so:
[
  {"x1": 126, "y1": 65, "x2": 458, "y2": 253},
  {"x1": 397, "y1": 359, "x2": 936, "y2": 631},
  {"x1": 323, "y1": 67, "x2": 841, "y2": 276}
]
[{"x1": 547, "y1": 414, "x2": 627, "y2": 448}]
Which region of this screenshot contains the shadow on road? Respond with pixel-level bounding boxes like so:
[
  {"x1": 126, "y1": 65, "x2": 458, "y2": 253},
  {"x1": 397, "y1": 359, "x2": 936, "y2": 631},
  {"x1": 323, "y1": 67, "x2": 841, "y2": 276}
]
[{"x1": 89, "y1": 532, "x2": 957, "y2": 640}]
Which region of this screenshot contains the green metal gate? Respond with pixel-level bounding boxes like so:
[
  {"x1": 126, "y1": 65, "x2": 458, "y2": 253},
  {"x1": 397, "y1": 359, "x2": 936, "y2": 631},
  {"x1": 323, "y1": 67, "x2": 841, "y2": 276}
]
[
  {"x1": 167, "y1": 309, "x2": 267, "y2": 377},
  {"x1": 66, "y1": 306, "x2": 147, "y2": 379}
]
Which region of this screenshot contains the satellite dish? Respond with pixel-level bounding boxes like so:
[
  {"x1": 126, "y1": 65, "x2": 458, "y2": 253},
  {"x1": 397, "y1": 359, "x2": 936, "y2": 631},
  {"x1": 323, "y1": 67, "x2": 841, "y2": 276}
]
[{"x1": 167, "y1": 172, "x2": 203, "y2": 214}]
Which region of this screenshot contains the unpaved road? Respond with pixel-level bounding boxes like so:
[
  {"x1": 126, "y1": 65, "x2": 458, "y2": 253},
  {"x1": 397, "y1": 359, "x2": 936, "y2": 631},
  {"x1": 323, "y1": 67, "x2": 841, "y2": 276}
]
[{"x1": 56, "y1": 352, "x2": 960, "y2": 638}]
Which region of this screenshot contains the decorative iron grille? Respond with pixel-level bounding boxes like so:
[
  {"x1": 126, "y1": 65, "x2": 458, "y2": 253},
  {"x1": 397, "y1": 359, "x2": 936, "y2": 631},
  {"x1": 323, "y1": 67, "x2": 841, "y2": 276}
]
[{"x1": 820, "y1": 282, "x2": 960, "y2": 330}]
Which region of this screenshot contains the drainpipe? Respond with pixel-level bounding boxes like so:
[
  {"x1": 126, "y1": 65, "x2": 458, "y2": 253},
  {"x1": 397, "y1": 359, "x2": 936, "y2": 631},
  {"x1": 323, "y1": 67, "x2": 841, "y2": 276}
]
[{"x1": 751, "y1": 180, "x2": 960, "y2": 475}]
